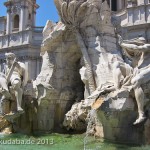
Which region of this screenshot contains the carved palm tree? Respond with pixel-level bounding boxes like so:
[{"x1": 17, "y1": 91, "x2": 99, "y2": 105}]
[{"x1": 54, "y1": 0, "x2": 97, "y2": 93}]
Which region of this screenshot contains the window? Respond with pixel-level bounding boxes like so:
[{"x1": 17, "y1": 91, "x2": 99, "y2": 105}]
[
  {"x1": 28, "y1": 13, "x2": 31, "y2": 20},
  {"x1": 14, "y1": 15, "x2": 19, "y2": 29},
  {"x1": 111, "y1": 0, "x2": 117, "y2": 11},
  {"x1": 132, "y1": 0, "x2": 137, "y2": 6},
  {"x1": 105, "y1": 0, "x2": 117, "y2": 11},
  {"x1": 103, "y1": 0, "x2": 126, "y2": 11}
]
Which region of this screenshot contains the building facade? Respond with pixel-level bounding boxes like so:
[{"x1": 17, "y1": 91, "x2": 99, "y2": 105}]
[
  {"x1": 0, "y1": 0, "x2": 150, "y2": 80},
  {"x1": 0, "y1": 0, "x2": 43, "y2": 80},
  {"x1": 111, "y1": 0, "x2": 150, "y2": 41}
]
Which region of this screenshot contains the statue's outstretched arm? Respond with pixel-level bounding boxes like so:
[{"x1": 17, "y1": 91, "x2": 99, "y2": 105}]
[{"x1": 121, "y1": 43, "x2": 150, "y2": 52}]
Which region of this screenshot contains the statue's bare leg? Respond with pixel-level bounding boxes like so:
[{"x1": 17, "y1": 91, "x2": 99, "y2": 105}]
[
  {"x1": 132, "y1": 84, "x2": 146, "y2": 125},
  {"x1": 131, "y1": 69, "x2": 150, "y2": 124},
  {"x1": 13, "y1": 80, "x2": 23, "y2": 112},
  {"x1": 15, "y1": 88, "x2": 23, "y2": 111}
]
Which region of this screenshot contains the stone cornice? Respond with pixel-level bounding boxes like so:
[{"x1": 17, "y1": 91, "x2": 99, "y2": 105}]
[
  {"x1": 127, "y1": 3, "x2": 150, "y2": 9},
  {"x1": 0, "y1": 55, "x2": 42, "y2": 64},
  {"x1": 122, "y1": 23, "x2": 150, "y2": 29},
  {"x1": 113, "y1": 9, "x2": 127, "y2": 17},
  {"x1": 18, "y1": 55, "x2": 41, "y2": 61},
  {"x1": 4, "y1": 0, "x2": 39, "y2": 9},
  {"x1": 0, "y1": 44, "x2": 41, "y2": 52}
]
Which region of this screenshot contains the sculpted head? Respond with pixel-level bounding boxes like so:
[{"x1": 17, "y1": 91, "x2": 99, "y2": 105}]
[
  {"x1": 138, "y1": 37, "x2": 146, "y2": 44},
  {"x1": 5, "y1": 53, "x2": 16, "y2": 67},
  {"x1": 130, "y1": 36, "x2": 146, "y2": 46}
]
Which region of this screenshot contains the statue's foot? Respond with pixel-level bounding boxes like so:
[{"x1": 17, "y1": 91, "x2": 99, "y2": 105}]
[
  {"x1": 9, "y1": 111, "x2": 15, "y2": 115},
  {"x1": 17, "y1": 107, "x2": 24, "y2": 114},
  {"x1": 133, "y1": 116, "x2": 146, "y2": 125}
]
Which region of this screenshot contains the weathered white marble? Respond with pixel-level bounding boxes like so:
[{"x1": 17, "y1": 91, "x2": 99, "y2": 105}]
[
  {"x1": 0, "y1": 1, "x2": 150, "y2": 144},
  {"x1": 50, "y1": 0, "x2": 150, "y2": 144}
]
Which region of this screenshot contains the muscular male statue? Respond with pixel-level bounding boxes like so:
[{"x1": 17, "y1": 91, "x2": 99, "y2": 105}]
[
  {"x1": 118, "y1": 36, "x2": 150, "y2": 124},
  {"x1": 4, "y1": 53, "x2": 28, "y2": 113}
]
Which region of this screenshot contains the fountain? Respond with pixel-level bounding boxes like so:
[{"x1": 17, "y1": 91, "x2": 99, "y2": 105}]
[{"x1": 0, "y1": 0, "x2": 150, "y2": 148}]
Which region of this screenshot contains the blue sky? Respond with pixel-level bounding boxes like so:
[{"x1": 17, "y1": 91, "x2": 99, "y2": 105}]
[{"x1": 0, "y1": 0, "x2": 59, "y2": 26}]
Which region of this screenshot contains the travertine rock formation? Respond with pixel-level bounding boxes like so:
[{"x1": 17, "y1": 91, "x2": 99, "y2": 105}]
[
  {"x1": 0, "y1": 0, "x2": 150, "y2": 146},
  {"x1": 63, "y1": 101, "x2": 88, "y2": 131},
  {"x1": 52, "y1": 0, "x2": 150, "y2": 145},
  {"x1": 52, "y1": 0, "x2": 122, "y2": 131}
]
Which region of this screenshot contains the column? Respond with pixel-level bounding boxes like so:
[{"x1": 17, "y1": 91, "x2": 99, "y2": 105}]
[
  {"x1": 25, "y1": 6, "x2": 29, "y2": 29},
  {"x1": 32, "y1": 11, "x2": 36, "y2": 27},
  {"x1": 6, "y1": 9, "x2": 11, "y2": 34},
  {"x1": 117, "y1": 0, "x2": 122, "y2": 10},
  {"x1": 31, "y1": 5, "x2": 36, "y2": 27},
  {"x1": 110, "y1": 0, "x2": 112, "y2": 10},
  {"x1": 20, "y1": 6, "x2": 25, "y2": 31}
]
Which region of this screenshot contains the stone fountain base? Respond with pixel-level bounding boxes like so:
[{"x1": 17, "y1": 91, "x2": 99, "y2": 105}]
[{"x1": 96, "y1": 89, "x2": 150, "y2": 145}]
